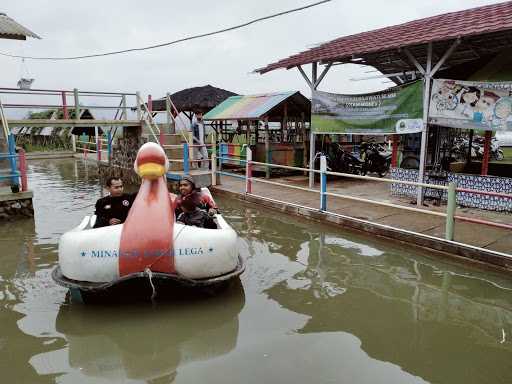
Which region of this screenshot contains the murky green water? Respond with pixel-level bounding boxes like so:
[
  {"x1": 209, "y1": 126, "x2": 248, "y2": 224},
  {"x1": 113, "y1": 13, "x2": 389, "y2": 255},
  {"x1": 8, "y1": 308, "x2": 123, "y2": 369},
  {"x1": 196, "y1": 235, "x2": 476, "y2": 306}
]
[{"x1": 1, "y1": 158, "x2": 511, "y2": 384}]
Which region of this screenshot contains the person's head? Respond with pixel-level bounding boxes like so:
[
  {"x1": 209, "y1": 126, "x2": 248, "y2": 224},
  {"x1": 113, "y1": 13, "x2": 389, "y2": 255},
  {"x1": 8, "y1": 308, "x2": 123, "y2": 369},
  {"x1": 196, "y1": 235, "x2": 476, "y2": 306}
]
[
  {"x1": 181, "y1": 196, "x2": 198, "y2": 213},
  {"x1": 179, "y1": 176, "x2": 196, "y2": 196},
  {"x1": 460, "y1": 87, "x2": 481, "y2": 107},
  {"x1": 476, "y1": 91, "x2": 500, "y2": 111},
  {"x1": 106, "y1": 177, "x2": 123, "y2": 197}
]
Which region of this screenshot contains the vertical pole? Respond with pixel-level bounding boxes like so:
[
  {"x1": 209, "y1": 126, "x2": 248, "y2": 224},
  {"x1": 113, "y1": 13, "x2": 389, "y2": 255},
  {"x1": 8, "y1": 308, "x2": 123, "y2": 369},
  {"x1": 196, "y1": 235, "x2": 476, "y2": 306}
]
[
  {"x1": 121, "y1": 94, "x2": 127, "y2": 120},
  {"x1": 391, "y1": 134, "x2": 399, "y2": 167},
  {"x1": 8, "y1": 134, "x2": 18, "y2": 187},
  {"x1": 73, "y1": 88, "x2": 80, "y2": 120},
  {"x1": 481, "y1": 130, "x2": 491, "y2": 176},
  {"x1": 95, "y1": 126, "x2": 100, "y2": 162},
  {"x1": 183, "y1": 143, "x2": 190, "y2": 175},
  {"x1": 61, "y1": 91, "x2": 69, "y2": 119},
  {"x1": 211, "y1": 131, "x2": 217, "y2": 158},
  {"x1": 18, "y1": 148, "x2": 27, "y2": 191},
  {"x1": 211, "y1": 154, "x2": 217, "y2": 186},
  {"x1": 445, "y1": 182, "x2": 456, "y2": 241},
  {"x1": 218, "y1": 143, "x2": 224, "y2": 173},
  {"x1": 71, "y1": 134, "x2": 76, "y2": 152},
  {"x1": 148, "y1": 94, "x2": 153, "y2": 113},
  {"x1": 136, "y1": 92, "x2": 142, "y2": 121},
  {"x1": 417, "y1": 43, "x2": 432, "y2": 207},
  {"x1": 320, "y1": 155, "x2": 327, "y2": 211},
  {"x1": 309, "y1": 62, "x2": 318, "y2": 189},
  {"x1": 166, "y1": 92, "x2": 172, "y2": 133},
  {"x1": 246, "y1": 147, "x2": 252, "y2": 194},
  {"x1": 309, "y1": 131, "x2": 316, "y2": 188},
  {"x1": 264, "y1": 118, "x2": 270, "y2": 179},
  {"x1": 107, "y1": 130, "x2": 112, "y2": 163},
  {"x1": 188, "y1": 131, "x2": 194, "y2": 168}
]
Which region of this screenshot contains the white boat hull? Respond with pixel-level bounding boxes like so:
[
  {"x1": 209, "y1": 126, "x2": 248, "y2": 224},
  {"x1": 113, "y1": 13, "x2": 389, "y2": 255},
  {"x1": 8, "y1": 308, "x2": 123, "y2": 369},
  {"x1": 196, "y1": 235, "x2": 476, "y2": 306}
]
[{"x1": 58, "y1": 214, "x2": 240, "y2": 284}]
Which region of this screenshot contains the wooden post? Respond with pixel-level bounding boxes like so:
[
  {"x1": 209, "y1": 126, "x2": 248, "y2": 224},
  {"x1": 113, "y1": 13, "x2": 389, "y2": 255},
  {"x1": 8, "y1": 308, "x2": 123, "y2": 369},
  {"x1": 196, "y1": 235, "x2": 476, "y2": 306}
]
[
  {"x1": 18, "y1": 148, "x2": 27, "y2": 191},
  {"x1": 481, "y1": 130, "x2": 492, "y2": 175},
  {"x1": 73, "y1": 88, "x2": 80, "y2": 120},
  {"x1": 264, "y1": 118, "x2": 270, "y2": 179},
  {"x1": 391, "y1": 135, "x2": 399, "y2": 167},
  {"x1": 95, "y1": 126, "x2": 100, "y2": 162},
  {"x1": 61, "y1": 91, "x2": 69, "y2": 119},
  {"x1": 121, "y1": 94, "x2": 127, "y2": 120},
  {"x1": 136, "y1": 92, "x2": 142, "y2": 121},
  {"x1": 166, "y1": 92, "x2": 172, "y2": 133}
]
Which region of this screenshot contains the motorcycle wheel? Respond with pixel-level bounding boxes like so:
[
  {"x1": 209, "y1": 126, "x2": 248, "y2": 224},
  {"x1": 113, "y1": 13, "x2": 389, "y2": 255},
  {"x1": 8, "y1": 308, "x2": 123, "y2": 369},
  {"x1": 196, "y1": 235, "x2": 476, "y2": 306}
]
[{"x1": 495, "y1": 150, "x2": 504, "y2": 161}]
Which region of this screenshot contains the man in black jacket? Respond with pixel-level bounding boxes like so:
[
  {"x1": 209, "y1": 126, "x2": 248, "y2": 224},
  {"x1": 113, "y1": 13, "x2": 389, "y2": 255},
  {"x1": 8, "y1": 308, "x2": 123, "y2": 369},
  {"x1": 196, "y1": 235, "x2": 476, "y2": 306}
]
[{"x1": 93, "y1": 177, "x2": 136, "y2": 228}]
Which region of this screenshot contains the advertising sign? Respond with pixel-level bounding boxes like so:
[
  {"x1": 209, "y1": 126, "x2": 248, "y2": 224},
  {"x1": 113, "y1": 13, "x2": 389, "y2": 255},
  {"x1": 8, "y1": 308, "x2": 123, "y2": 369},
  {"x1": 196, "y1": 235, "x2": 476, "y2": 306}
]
[
  {"x1": 429, "y1": 79, "x2": 512, "y2": 131},
  {"x1": 312, "y1": 81, "x2": 424, "y2": 135}
]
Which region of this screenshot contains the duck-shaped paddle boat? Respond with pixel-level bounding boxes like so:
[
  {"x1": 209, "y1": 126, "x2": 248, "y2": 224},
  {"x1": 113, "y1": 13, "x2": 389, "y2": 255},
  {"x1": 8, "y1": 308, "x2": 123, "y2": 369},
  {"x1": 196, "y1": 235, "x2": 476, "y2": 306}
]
[{"x1": 52, "y1": 142, "x2": 244, "y2": 300}]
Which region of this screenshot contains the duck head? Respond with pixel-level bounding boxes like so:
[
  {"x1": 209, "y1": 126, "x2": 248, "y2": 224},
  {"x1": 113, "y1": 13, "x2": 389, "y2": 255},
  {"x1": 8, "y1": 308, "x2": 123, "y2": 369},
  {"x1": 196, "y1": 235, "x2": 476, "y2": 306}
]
[{"x1": 134, "y1": 142, "x2": 169, "y2": 180}]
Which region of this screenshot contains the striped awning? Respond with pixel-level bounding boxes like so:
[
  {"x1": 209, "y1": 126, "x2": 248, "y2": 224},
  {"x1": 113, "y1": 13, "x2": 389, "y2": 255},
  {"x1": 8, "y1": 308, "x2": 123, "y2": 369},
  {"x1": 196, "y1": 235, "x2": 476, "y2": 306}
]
[{"x1": 203, "y1": 91, "x2": 297, "y2": 120}]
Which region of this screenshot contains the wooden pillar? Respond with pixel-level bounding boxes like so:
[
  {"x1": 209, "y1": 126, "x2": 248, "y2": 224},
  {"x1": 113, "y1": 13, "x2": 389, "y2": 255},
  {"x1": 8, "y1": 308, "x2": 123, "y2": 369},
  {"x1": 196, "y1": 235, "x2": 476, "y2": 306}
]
[
  {"x1": 391, "y1": 135, "x2": 399, "y2": 167},
  {"x1": 481, "y1": 130, "x2": 492, "y2": 176},
  {"x1": 264, "y1": 117, "x2": 270, "y2": 179}
]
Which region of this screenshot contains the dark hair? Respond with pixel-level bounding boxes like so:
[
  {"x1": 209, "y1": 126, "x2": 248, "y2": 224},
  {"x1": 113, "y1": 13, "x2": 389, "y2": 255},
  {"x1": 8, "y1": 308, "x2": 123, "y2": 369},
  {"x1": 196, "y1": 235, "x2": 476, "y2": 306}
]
[
  {"x1": 106, "y1": 177, "x2": 122, "y2": 187},
  {"x1": 460, "y1": 87, "x2": 481, "y2": 107},
  {"x1": 181, "y1": 197, "x2": 197, "y2": 212}
]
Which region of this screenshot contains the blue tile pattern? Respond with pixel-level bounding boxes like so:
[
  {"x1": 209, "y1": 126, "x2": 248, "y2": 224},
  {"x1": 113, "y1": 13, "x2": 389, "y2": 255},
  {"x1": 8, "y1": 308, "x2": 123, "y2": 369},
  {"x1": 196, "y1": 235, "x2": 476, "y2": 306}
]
[{"x1": 390, "y1": 168, "x2": 512, "y2": 212}]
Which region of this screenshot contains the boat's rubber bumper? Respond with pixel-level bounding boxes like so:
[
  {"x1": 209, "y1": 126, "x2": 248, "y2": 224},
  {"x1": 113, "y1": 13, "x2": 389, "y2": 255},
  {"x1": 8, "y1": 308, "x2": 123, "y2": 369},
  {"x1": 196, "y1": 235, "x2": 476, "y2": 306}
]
[{"x1": 52, "y1": 255, "x2": 245, "y2": 292}]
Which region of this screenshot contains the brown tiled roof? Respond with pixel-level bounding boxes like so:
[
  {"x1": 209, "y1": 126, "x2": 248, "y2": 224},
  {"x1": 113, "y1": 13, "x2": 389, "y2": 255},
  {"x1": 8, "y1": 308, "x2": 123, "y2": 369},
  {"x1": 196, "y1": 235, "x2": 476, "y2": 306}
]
[{"x1": 256, "y1": 1, "x2": 512, "y2": 74}]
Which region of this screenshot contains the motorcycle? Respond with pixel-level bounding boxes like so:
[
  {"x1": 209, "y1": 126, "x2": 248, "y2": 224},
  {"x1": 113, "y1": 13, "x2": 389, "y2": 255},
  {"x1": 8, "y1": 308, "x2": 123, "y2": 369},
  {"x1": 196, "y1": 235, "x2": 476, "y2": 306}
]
[{"x1": 359, "y1": 141, "x2": 392, "y2": 177}]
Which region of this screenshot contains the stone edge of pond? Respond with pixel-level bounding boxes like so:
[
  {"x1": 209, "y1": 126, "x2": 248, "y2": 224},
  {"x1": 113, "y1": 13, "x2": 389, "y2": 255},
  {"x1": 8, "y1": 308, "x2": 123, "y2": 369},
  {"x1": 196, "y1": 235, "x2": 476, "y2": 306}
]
[{"x1": 212, "y1": 187, "x2": 512, "y2": 275}]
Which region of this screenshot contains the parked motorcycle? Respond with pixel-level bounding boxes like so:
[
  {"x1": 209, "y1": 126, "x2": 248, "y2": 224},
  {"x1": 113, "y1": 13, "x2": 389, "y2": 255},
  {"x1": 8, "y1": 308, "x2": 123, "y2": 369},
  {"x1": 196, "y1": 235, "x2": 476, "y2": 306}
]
[{"x1": 359, "y1": 141, "x2": 392, "y2": 177}]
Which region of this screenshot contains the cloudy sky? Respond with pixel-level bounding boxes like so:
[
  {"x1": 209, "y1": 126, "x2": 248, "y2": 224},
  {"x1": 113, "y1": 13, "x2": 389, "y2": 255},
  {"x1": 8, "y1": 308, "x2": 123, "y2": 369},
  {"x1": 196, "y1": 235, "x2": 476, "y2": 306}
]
[{"x1": 0, "y1": 0, "x2": 502, "y2": 104}]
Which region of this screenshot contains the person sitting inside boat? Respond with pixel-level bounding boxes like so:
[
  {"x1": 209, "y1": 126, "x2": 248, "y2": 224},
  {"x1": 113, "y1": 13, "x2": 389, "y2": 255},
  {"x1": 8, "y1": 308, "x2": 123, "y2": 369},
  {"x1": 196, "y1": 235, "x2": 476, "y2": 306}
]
[
  {"x1": 174, "y1": 175, "x2": 218, "y2": 216},
  {"x1": 93, "y1": 177, "x2": 136, "y2": 228},
  {"x1": 176, "y1": 197, "x2": 216, "y2": 228}
]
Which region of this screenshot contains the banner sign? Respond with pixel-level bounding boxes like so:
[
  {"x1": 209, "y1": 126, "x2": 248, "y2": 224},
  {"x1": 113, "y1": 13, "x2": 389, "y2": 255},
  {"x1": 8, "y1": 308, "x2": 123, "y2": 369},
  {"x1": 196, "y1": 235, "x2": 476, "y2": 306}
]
[
  {"x1": 429, "y1": 79, "x2": 512, "y2": 131},
  {"x1": 311, "y1": 81, "x2": 424, "y2": 135}
]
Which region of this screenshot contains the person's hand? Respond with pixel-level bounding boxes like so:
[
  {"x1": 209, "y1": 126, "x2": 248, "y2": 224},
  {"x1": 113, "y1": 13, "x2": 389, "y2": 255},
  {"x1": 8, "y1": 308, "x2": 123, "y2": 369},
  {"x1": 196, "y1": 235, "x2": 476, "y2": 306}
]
[
  {"x1": 109, "y1": 218, "x2": 121, "y2": 225},
  {"x1": 208, "y1": 208, "x2": 217, "y2": 217}
]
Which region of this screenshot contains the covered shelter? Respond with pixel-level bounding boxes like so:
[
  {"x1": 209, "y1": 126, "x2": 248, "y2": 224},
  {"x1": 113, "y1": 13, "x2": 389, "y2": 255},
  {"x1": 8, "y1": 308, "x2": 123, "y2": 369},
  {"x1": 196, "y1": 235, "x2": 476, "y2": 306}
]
[
  {"x1": 255, "y1": 1, "x2": 512, "y2": 205},
  {"x1": 150, "y1": 84, "x2": 237, "y2": 121},
  {"x1": 204, "y1": 91, "x2": 311, "y2": 177}
]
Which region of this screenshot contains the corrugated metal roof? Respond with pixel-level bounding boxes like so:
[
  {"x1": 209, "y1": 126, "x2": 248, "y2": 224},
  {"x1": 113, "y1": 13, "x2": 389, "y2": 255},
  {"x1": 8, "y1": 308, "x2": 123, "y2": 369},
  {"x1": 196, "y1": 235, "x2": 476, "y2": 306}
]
[
  {"x1": 0, "y1": 13, "x2": 40, "y2": 40},
  {"x1": 256, "y1": 1, "x2": 512, "y2": 74},
  {"x1": 204, "y1": 91, "x2": 296, "y2": 120}
]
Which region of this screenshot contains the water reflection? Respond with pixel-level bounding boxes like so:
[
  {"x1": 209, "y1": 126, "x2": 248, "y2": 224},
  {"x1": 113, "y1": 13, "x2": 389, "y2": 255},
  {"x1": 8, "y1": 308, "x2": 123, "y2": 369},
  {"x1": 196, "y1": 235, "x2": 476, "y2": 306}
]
[
  {"x1": 227, "y1": 206, "x2": 512, "y2": 384},
  {"x1": 30, "y1": 283, "x2": 244, "y2": 383}
]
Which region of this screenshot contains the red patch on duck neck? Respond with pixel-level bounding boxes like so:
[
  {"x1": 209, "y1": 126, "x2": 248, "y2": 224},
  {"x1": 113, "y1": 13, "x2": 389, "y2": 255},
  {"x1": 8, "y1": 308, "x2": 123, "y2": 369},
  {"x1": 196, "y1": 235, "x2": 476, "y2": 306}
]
[{"x1": 118, "y1": 176, "x2": 174, "y2": 276}]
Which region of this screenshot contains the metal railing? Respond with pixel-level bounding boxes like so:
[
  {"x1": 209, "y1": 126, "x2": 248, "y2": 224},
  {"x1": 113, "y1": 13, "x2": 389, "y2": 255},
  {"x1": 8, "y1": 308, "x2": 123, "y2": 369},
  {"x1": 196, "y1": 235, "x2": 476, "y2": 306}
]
[
  {"x1": 0, "y1": 134, "x2": 28, "y2": 191},
  {"x1": 215, "y1": 149, "x2": 512, "y2": 243}
]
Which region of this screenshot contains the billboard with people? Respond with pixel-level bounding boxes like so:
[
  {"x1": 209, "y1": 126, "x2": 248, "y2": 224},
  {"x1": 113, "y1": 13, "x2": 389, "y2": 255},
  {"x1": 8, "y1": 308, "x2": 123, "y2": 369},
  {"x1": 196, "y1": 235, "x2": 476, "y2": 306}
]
[{"x1": 429, "y1": 79, "x2": 512, "y2": 131}]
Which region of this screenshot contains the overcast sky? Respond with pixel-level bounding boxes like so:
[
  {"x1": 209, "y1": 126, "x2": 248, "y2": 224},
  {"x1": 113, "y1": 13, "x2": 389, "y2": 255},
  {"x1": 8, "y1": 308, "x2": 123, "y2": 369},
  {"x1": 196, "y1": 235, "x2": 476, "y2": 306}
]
[{"x1": 0, "y1": 0, "x2": 502, "y2": 103}]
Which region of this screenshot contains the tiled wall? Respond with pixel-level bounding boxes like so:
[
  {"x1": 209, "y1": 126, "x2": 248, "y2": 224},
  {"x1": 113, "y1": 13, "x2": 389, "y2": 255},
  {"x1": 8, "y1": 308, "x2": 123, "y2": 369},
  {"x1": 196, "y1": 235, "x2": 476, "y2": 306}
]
[{"x1": 391, "y1": 168, "x2": 512, "y2": 212}]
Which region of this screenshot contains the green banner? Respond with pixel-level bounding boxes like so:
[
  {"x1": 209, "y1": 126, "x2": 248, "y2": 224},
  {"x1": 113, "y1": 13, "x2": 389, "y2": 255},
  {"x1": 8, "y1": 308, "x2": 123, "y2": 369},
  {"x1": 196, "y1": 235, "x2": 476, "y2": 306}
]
[{"x1": 312, "y1": 81, "x2": 424, "y2": 135}]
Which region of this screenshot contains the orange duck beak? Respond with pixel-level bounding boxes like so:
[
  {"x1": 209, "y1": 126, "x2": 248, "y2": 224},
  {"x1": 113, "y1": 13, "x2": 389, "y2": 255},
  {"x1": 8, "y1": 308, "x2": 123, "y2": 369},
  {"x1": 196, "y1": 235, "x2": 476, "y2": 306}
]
[{"x1": 134, "y1": 143, "x2": 169, "y2": 180}]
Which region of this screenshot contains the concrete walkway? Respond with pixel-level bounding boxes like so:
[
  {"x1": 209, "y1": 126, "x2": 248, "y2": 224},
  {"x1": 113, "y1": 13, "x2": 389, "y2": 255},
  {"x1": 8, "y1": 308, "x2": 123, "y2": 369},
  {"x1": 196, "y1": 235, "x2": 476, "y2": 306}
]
[{"x1": 213, "y1": 174, "x2": 512, "y2": 256}]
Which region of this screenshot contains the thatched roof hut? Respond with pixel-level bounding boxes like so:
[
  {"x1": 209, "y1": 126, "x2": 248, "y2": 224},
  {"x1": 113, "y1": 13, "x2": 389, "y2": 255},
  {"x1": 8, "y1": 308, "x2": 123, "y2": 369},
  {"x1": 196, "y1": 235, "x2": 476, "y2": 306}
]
[{"x1": 152, "y1": 85, "x2": 238, "y2": 116}]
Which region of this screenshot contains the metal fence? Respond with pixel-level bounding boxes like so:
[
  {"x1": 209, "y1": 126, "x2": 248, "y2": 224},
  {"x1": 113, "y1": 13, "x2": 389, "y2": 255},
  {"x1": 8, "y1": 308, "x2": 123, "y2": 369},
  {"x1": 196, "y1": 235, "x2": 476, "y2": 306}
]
[{"x1": 215, "y1": 147, "x2": 512, "y2": 242}]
